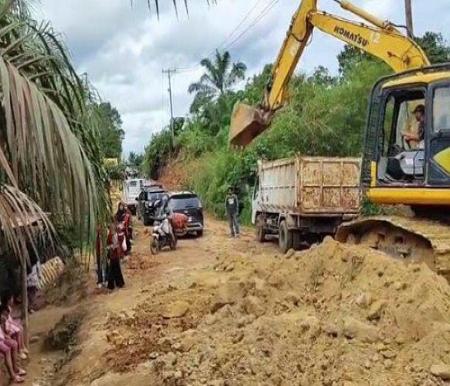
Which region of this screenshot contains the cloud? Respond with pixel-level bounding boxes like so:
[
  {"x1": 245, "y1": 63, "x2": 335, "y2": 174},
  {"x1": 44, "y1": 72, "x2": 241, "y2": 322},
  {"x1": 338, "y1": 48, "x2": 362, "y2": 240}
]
[{"x1": 37, "y1": 0, "x2": 450, "y2": 155}]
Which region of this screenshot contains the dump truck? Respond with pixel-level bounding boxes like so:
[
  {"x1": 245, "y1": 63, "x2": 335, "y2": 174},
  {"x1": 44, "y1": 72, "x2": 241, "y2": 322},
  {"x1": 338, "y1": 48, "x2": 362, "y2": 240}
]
[{"x1": 253, "y1": 156, "x2": 361, "y2": 252}]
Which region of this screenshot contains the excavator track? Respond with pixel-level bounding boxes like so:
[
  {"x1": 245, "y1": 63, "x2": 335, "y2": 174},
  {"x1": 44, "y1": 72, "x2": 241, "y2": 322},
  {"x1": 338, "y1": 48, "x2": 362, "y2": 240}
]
[{"x1": 335, "y1": 215, "x2": 450, "y2": 280}]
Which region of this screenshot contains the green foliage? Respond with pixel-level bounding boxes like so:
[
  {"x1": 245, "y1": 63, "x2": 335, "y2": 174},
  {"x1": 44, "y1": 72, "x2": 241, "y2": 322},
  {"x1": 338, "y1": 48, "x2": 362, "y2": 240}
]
[
  {"x1": 95, "y1": 102, "x2": 124, "y2": 159},
  {"x1": 189, "y1": 50, "x2": 246, "y2": 113},
  {"x1": 361, "y1": 197, "x2": 382, "y2": 216},
  {"x1": 143, "y1": 129, "x2": 173, "y2": 179},
  {"x1": 260, "y1": 59, "x2": 390, "y2": 159},
  {"x1": 142, "y1": 30, "x2": 450, "y2": 225},
  {"x1": 416, "y1": 32, "x2": 450, "y2": 64},
  {"x1": 105, "y1": 163, "x2": 125, "y2": 181},
  {"x1": 128, "y1": 152, "x2": 144, "y2": 168},
  {"x1": 188, "y1": 149, "x2": 256, "y2": 222}
]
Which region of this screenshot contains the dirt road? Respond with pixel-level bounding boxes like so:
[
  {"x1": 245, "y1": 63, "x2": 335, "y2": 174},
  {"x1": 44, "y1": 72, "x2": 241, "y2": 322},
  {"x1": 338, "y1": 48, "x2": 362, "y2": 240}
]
[
  {"x1": 24, "y1": 214, "x2": 450, "y2": 385},
  {"x1": 24, "y1": 216, "x2": 277, "y2": 386}
]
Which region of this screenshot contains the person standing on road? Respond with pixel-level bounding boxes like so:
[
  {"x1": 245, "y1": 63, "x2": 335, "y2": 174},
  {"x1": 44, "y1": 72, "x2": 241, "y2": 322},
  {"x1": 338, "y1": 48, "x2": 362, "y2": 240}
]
[
  {"x1": 106, "y1": 222, "x2": 125, "y2": 290},
  {"x1": 225, "y1": 187, "x2": 240, "y2": 238}
]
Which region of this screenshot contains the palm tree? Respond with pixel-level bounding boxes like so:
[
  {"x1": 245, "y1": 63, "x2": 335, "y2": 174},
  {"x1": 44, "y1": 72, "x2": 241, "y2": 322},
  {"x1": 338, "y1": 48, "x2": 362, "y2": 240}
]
[
  {"x1": 0, "y1": 0, "x2": 110, "y2": 259},
  {"x1": 188, "y1": 50, "x2": 247, "y2": 111}
]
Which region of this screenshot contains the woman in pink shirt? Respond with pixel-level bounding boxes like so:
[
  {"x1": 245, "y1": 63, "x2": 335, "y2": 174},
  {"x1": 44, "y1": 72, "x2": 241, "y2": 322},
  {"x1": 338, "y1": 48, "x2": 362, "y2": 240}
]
[
  {"x1": 0, "y1": 304, "x2": 26, "y2": 383},
  {"x1": 1, "y1": 293, "x2": 28, "y2": 359}
]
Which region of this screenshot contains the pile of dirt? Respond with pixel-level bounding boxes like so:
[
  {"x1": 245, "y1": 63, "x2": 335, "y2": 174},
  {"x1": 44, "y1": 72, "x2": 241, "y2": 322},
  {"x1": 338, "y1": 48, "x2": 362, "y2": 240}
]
[
  {"x1": 158, "y1": 156, "x2": 201, "y2": 191},
  {"x1": 104, "y1": 238, "x2": 450, "y2": 385},
  {"x1": 125, "y1": 253, "x2": 160, "y2": 271}
]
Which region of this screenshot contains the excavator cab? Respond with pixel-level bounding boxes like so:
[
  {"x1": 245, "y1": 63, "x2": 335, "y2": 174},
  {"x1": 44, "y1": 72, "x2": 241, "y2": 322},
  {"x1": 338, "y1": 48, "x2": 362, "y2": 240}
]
[{"x1": 362, "y1": 65, "x2": 450, "y2": 206}]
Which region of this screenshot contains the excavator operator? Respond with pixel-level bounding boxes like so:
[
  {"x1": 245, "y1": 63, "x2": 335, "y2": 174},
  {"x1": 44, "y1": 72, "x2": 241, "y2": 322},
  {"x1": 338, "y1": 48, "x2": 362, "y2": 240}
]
[{"x1": 402, "y1": 104, "x2": 425, "y2": 149}]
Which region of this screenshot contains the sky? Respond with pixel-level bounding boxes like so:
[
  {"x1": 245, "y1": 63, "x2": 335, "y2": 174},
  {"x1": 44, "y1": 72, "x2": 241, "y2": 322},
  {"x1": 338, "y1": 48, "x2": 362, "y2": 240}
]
[{"x1": 36, "y1": 0, "x2": 450, "y2": 156}]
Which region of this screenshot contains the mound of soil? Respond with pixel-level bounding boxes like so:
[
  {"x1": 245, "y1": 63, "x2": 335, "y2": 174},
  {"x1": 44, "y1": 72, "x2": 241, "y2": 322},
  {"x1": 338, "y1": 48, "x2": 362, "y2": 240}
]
[
  {"x1": 104, "y1": 238, "x2": 450, "y2": 385},
  {"x1": 158, "y1": 157, "x2": 201, "y2": 191}
]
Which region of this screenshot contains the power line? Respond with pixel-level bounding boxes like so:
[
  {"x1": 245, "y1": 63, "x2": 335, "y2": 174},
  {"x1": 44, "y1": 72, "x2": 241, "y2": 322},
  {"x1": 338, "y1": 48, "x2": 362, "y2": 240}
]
[
  {"x1": 212, "y1": 0, "x2": 265, "y2": 54},
  {"x1": 176, "y1": 0, "x2": 279, "y2": 73},
  {"x1": 223, "y1": 0, "x2": 280, "y2": 51}
]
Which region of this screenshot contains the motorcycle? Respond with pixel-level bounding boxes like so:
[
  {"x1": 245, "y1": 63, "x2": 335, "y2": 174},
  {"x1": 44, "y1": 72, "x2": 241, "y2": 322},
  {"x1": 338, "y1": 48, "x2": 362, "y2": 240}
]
[{"x1": 150, "y1": 218, "x2": 177, "y2": 254}]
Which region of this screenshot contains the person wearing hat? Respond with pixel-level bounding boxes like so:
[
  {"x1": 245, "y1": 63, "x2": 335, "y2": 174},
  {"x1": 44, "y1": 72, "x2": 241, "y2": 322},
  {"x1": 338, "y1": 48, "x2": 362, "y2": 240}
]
[{"x1": 402, "y1": 104, "x2": 425, "y2": 149}]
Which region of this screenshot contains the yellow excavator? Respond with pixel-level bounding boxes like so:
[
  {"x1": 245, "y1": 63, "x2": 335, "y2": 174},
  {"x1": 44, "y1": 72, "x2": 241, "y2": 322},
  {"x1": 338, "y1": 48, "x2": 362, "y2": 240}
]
[{"x1": 229, "y1": 0, "x2": 450, "y2": 277}]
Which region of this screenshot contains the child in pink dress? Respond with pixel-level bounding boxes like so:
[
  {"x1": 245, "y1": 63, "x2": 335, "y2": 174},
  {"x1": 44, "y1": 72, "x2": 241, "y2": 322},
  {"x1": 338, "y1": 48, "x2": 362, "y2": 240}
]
[
  {"x1": 0, "y1": 304, "x2": 26, "y2": 383},
  {"x1": 1, "y1": 293, "x2": 28, "y2": 360}
]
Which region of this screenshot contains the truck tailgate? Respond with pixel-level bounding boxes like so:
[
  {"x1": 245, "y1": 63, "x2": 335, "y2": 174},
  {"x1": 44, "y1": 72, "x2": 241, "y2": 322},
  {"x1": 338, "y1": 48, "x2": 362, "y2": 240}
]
[{"x1": 299, "y1": 157, "x2": 361, "y2": 214}]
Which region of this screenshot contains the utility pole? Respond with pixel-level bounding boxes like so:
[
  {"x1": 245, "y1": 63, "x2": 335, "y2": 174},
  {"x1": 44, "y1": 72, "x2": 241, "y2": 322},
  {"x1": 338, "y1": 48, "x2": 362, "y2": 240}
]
[
  {"x1": 404, "y1": 0, "x2": 414, "y2": 38},
  {"x1": 162, "y1": 68, "x2": 177, "y2": 152}
]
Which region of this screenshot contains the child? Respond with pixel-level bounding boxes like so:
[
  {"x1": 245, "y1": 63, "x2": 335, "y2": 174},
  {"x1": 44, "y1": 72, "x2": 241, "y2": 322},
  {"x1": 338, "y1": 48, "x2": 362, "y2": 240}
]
[
  {"x1": 27, "y1": 262, "x2": 40, "y2": 313},
  {"x1": 0, "y1": 304, "x2": 26, "y2": 383},
  {"x1": 1, "y1": 293, "x2": 28, "y2": 360}
]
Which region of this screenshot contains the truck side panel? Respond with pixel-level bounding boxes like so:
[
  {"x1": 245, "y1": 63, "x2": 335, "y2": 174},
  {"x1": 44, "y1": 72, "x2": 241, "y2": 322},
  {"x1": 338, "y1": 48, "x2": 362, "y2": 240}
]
[{"x1": 258, "y1": 158, "x2": 297, "y2": 213}]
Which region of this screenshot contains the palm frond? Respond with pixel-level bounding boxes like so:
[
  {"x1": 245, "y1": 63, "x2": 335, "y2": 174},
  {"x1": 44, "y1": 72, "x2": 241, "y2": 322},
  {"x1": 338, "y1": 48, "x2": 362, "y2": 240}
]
[
  {"x1": 0, "y1": 185, "x2": 54, "y2": 266},
  {"x1": 0, "y1": 56, "x2": 98, "y2": 239}
]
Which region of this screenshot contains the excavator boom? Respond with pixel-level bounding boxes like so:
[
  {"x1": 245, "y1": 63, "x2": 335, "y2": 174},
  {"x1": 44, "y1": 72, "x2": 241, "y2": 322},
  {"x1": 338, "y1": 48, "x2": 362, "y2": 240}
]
[{"x1": 229, "y1": 0, "x2": 430, "y2": 146}]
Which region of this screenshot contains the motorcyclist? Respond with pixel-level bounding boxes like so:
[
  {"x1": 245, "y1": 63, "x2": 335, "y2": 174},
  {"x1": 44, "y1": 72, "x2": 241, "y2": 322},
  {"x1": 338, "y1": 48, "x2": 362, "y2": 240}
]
[{"x1": 153, "y1": 194, "x2": 175, "y2": 242}]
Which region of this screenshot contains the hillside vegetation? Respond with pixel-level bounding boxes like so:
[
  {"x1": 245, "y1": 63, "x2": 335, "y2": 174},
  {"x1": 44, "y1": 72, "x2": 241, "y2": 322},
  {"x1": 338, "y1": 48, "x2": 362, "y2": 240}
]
[{"x1": 143, "y1": 33, "x2": 450, "y2": 223}]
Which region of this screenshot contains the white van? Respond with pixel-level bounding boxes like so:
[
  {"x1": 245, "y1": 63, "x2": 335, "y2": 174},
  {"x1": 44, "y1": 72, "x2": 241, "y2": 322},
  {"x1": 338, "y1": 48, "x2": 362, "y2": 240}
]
[{"x1": 122, "y1": 178, "x2": 144, "y2": 215}]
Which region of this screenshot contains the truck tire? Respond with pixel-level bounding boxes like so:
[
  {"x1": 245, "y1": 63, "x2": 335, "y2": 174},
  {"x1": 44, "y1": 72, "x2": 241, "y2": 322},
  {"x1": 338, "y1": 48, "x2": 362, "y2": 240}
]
[
  {"x1": 256, "y1": 215, "x2": 266, "y2": 242},
  {"x1": 279, "y1": 220, "x2": 293, "y2": 253}
]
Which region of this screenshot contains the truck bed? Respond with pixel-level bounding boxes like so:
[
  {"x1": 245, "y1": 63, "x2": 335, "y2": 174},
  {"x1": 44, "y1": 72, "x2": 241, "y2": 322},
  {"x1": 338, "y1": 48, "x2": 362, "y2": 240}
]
[{"x1": 257, "y1": 156, "x2": 361, "y2": 216}]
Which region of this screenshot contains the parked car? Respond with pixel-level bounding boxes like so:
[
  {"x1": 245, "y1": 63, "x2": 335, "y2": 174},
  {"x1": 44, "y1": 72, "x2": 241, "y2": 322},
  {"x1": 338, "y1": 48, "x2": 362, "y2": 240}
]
[
  {"x1": 168, "y1": 192, "x2": 204, "y2": 237},
  {"x1": 137, "y1": 186, "x2": 168, "y2": 226},
  {"x1": 122, "y1": 178, "x2": 145, "y2": 215}
]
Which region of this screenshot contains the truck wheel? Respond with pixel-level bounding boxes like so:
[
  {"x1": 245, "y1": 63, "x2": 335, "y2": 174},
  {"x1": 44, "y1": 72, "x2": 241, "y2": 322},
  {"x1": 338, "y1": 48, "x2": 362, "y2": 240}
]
[
  {"x1": 256, "y1": 215, "x2": 266, "y2": 242},
  {"x1": 279, "y1": 220, "x2": 293, "y2": 253},
  {"x1": 150, "y1": 238, "x2": 159, "y2": 255}
]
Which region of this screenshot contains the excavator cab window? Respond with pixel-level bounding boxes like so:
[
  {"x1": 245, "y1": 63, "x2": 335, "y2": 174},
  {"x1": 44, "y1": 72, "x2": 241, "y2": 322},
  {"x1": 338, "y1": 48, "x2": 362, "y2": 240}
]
[{"x1": 377, "y1": 88, "x2": 426, "y2": 184}]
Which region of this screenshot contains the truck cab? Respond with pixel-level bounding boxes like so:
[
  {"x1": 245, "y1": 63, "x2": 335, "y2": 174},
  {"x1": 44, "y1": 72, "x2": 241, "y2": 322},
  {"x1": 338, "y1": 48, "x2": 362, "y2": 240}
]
[{"x1": 122, "y1": 178, "x2": 144, "y2": 215}]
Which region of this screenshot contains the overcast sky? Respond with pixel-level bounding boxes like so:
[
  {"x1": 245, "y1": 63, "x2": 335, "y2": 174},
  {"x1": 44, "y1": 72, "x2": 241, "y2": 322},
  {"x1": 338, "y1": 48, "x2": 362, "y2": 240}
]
[{"x1": 36, "y1": 0, "x2": 450, "y2": 156}]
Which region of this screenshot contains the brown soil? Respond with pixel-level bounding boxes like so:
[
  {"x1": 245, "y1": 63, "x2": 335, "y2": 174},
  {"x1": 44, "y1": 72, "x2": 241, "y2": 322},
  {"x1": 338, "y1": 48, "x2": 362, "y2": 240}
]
[
  {"x1": 23, "y1": 216, "x2": 450, "y2": 386},
  {"x1": 158, "y1": 156, "x2": 201, "y2": 191}
]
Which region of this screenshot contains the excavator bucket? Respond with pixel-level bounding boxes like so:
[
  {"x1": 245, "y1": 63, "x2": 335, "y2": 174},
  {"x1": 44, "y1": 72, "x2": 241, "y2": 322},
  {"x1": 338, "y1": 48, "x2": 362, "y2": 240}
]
[{"x1": 229, "y1": 103, "x2": 270, "y2": 147}]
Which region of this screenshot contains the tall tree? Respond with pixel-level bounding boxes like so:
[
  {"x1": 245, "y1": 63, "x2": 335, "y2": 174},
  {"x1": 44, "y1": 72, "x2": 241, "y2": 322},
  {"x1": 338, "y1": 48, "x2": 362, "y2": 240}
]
[
  {"x1": 128, "y1": 152, "x2": 144, "y2": 167},
  {"x1": 188, "y1": 50, "x2": 246, "y2": 113},
  {"x1": 96, "y1": 102, "x2": 124, "y2": 159},
  {"x1": 416, "y1": 32, "x2": 450, "y2": 64}
]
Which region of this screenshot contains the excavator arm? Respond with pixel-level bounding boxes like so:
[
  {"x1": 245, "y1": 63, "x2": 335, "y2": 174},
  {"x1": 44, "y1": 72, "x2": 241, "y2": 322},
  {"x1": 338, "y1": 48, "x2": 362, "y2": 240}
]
[{"x1": 230, "y1": 0, "x2": 430, "y2": 146}]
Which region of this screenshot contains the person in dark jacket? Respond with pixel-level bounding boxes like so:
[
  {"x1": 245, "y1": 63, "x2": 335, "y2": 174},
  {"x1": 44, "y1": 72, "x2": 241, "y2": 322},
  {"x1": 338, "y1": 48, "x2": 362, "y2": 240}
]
[
  {"x1": 115, "y1": 202, "x2": 126, "y2": 223},
  {"x1": 225, "y1": 187, "x2": 240, "y2": 238}
]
